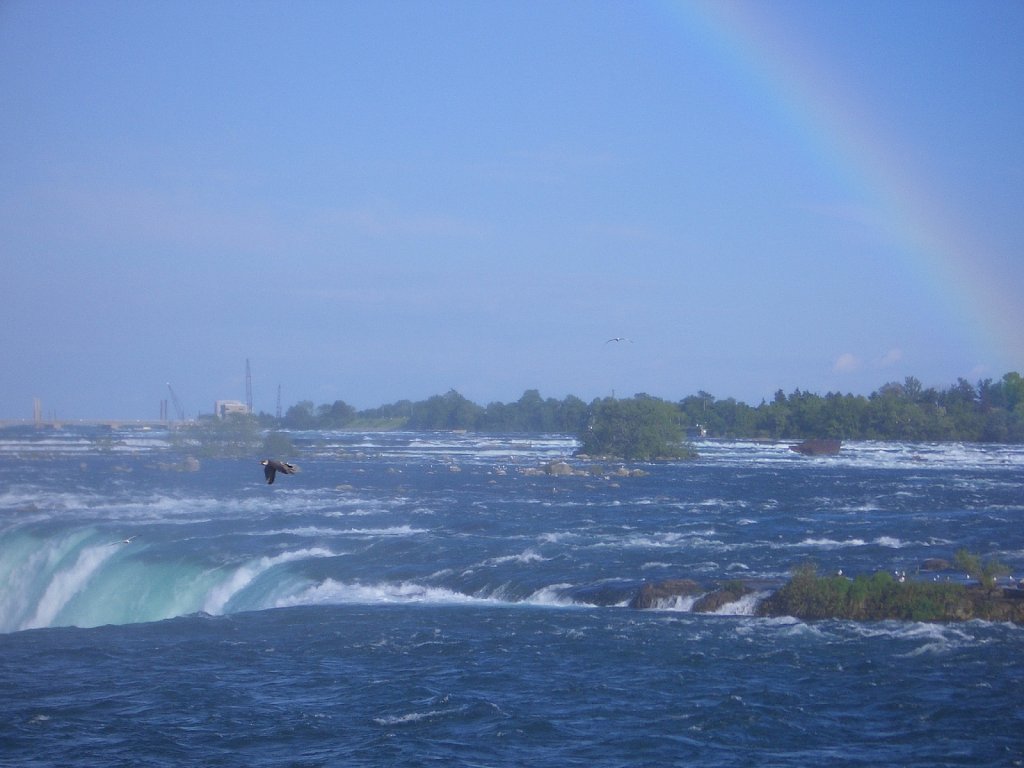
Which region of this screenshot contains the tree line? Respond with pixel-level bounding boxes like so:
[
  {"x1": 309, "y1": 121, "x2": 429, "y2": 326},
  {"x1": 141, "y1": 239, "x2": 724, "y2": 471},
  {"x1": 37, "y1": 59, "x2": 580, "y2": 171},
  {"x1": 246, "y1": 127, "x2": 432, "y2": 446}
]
[{"x1": 263, "y1": 371, "x2": 1024, "y2": 443}]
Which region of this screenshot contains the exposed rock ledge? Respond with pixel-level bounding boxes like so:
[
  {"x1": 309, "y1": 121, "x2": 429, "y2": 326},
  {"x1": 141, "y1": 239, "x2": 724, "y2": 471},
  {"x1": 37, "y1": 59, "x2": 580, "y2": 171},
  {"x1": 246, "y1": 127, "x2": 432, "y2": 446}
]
[
  {"x1": 789, "y1": 438, "x2": 841, "y2": 456},
  {"x1": 630, "y1": 579, "x2": 753, "y2": 612}
]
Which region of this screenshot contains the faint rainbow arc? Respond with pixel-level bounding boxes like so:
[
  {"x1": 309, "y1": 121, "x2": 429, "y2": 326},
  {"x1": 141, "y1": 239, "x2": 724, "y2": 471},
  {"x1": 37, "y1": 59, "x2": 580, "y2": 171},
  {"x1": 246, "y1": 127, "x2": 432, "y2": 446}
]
[{"x1": 662, "y1": 0, "x2": 1021, "y2": 371}]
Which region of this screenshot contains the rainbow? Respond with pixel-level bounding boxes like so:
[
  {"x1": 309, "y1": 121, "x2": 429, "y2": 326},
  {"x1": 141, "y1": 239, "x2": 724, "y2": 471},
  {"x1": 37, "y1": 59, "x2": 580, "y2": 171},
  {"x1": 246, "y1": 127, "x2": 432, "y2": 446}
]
[{"x1": 658, "y1": 0, "x2": 1022, "y2": 374}]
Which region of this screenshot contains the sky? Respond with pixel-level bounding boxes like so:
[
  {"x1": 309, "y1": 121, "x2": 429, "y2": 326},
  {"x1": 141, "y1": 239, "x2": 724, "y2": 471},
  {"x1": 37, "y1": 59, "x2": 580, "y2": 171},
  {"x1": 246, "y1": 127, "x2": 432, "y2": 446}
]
[{"x1": 1, "y1": 0, "x2": 1022, "y2": 420}]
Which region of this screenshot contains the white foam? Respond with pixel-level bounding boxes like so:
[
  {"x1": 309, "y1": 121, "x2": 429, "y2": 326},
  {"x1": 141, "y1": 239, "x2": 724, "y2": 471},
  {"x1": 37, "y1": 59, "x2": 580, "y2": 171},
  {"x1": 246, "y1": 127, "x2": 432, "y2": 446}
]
[
  {"x1": 641, "y1": 561, "x2": 674, "y2": 570},
  {"x1": 794, "y1": 537, "x2": 867, "y2": 549},
  {"x1": 274, "y1": 578, "x2": 498, "y2": 608},
  {"x1": 712, "y1": 590, "x2": 770, "y2": 616},
  {"x1": 483, "y1": 548, "x2": 545, "y2": 566},
  {"x1": 23, "y1": 543, "x2": 116, "y2": 630},
  {"x1": 256, "y1": 525, "x2": 425, "y2": 538},
  {"x1": 203, "y1": 547, "x2": 340, "y2": 614},
  {"x1": 374, "y1": 706, "x2": 462, "y2": 726},
  {"x1": 653, "y1": 595, "x2": 698, "y2": 612},
  {"x1": 875, "y1": 536, "x2": 905, "y2": 548},
  {"x1": 523, "y1": 583, "x2": 579, "y2": 607},
  {"x1": 340, "y1": 525, "x2": 426, "y2": 536}
]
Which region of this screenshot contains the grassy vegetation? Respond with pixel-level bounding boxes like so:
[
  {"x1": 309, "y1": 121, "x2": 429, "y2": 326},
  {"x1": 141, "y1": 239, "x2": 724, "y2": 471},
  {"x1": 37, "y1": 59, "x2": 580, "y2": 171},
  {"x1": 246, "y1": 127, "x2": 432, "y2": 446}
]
[
  {"x1": 757, "y1": 562, "x2": 1013, "y2": 623},
  {"x1": 953, "y1": 548, "x2": 1010, "y2": 591}
]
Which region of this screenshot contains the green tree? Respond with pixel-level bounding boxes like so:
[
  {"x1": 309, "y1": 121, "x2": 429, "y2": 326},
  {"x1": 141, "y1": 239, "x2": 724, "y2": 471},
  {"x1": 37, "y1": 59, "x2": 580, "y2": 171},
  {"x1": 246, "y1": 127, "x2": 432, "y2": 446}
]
[
  {"x1": 679, "y1": 392, "x2": 721, "y2": 435},
  {"x1": 1000, "y1": 372, "x2": 1024, "y2": 411},
  {"x1": 555, "y1": 394, "x2": 590, "y2": 434},
  {"x1": 317, "y1": 400, "x2": 356, "y2": 428},
  {"x1": 271, "y1": 369, "x2": 1024, "y2": 443},
  {"x1": 409, "y1": 390, "x2": 482, "y2": 430},
  {"x1": 515, "y1": 389, "x2": 547, "y2": 431},
  {"x1": 579, "y1": 395, "x2": 690, "y2": 460},
  {"x1": 941, "y1": 379, "x2": 982, "y2": 440},
  {"x1": 283, "y1": 400, "x2": 317, "y2": 430},
  {"x1": 480, "y1": 400, "x2": 512, "y2": 431}
]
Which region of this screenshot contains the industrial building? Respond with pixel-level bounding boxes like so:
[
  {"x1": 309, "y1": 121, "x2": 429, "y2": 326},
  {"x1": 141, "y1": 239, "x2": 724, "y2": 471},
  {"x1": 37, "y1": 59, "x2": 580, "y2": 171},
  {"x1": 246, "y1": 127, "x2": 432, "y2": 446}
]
[{"x1": 214, "y1": 400, "x2": 249, "y2": 419}]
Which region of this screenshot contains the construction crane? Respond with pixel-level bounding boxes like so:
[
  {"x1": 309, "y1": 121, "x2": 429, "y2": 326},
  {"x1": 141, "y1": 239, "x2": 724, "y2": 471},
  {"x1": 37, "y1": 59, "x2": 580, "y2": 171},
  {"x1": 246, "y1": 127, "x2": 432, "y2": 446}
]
[{"x1": 166, "y1": 383, "x2": 185, "y2": 422}]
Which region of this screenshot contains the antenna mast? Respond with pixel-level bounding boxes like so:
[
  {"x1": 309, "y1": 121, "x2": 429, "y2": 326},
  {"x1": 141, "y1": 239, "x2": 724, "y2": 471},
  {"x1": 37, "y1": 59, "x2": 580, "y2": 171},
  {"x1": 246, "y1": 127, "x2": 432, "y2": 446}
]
[
  {"x1": 276, "y1": 384, "x2": 282, "y2": 420},
  {"x1": 245, "y1": 359, "x2": 253, "y2": 415}
]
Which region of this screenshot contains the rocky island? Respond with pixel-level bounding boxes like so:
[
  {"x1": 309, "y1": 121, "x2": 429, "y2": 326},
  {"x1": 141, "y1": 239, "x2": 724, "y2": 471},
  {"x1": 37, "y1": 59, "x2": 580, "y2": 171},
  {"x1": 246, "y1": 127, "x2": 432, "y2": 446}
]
[
  {"x1": 755, "y1": 566, "x2": 1024, "y2": 623},
  {"x1": 633, "y1": 557, "x2": 1024, "y2": 623}
]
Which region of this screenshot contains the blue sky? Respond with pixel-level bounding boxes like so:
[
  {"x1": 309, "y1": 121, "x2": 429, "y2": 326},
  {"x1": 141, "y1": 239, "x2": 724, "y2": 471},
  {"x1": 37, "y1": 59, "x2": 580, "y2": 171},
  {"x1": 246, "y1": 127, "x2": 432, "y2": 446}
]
[{"x1": 2, "y1": 0, "x2": 1022, "y2": 420}]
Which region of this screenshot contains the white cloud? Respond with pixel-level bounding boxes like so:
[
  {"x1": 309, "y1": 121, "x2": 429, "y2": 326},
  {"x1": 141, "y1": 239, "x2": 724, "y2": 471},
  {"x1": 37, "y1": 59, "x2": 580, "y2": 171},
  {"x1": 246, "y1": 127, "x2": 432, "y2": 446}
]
[
  {"x1": 833, "y1": 352, "x2": 860, "y2": 373},
  {"x1": 878, "y1": 348, "x2": 903, "y2": 367}
]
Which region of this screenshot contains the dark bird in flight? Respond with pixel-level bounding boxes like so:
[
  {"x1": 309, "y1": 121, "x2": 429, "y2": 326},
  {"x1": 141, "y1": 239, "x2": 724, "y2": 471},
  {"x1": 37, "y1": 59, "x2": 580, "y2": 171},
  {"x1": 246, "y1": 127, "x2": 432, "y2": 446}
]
[
  {"x1": 605, "y1": 337, "x2": 632, "y2": 344},
  {"x1": 261, "y1": 459, "x2": 298, "y2": 484}
]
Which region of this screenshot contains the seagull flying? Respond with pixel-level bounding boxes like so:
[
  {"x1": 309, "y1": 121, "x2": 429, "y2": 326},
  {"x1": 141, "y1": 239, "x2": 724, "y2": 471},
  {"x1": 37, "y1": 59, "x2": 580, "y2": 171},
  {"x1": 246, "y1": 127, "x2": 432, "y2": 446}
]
[
  {"x1": 261, "y1": 459, "x2": 299, "y2": 484},
  {"x1": 605, "y1": 337, "x2": 632, "y2": 344}
]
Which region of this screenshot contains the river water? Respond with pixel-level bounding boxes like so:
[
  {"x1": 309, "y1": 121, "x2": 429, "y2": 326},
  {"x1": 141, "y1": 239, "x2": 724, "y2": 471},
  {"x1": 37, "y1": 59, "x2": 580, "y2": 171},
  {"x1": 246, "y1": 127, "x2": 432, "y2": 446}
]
[{"x1": 1, "y1": 428, "x2": 1021, "y2": 766}]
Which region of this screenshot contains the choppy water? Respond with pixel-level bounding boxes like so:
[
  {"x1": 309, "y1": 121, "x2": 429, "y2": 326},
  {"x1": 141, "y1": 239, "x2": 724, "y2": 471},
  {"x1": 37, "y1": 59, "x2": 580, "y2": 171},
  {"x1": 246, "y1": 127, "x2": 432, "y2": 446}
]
[{"x1": 1, "y1": 427, "x2": 1022, "y2": 766}]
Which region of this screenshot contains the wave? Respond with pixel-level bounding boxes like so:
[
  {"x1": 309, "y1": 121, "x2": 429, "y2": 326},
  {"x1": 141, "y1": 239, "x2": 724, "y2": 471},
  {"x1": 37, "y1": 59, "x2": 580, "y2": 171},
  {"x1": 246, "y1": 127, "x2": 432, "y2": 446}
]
[
  {"x1": 201, "y1": 547, "x2": 340, "y2": 615},
  {"x1": 694, "y1": 438, "x2": 1024, "y2": 471},
  {"x1": 374, "y1": 708, "x2": 463, "y2": 727},
  {"x1": 787, "y1": 535, "x2": 942, "y2": 551},
  {"x1": 0, "y1": 426, "x2": 171, "y2": 456},
  {"x1": 523, "y1": 583, "x2": 583, "y2": 607},
  {"x1": 0, "y1": 487, "x2": 268, "y2": 525},
  {"x1": 274, "y1": 579, "x2": 505, "y2": 609},
  {"x1": 24, "y1": 539, "x2": 117, "y2": 629},
  {"x1": 480, "y1": 548, "x2": 546, "y2": 567},
  {"x1": 0, "y1": 528, "x2": 348, "y2": 632},
  {"x1": 256, "y1": 525, "x2": 426, "y2": 538},
  {"x1": 7, "y1": 549, "x2": 785, "y2": 620}
]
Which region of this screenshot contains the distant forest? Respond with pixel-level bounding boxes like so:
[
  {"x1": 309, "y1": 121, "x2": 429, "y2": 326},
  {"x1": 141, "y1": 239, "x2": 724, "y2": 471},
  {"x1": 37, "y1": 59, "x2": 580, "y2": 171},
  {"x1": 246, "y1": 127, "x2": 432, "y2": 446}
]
[{"x1": 256, "y1": 372, "x2": 1024, "y2": 443}]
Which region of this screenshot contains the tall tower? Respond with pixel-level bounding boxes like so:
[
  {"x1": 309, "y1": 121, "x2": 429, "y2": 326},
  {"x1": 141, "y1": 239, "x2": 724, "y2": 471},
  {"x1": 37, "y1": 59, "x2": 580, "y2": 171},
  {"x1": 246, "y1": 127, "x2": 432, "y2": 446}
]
[
  {"x1": 276, "y1": 384, "x2": 282, "y2": 420},
  {"x1": 245, "y1": 359, "x2": 253, "y2": 415}
]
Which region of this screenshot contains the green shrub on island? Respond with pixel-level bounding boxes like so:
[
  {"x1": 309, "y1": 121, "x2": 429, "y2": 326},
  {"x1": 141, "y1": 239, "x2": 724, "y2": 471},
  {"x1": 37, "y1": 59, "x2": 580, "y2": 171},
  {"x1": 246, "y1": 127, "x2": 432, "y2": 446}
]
[
  {"x1": 953, "y1": 548, "x2": 1010, "y2": 592},
  {"x1": 758, "y1": 561, "x2": 1023, "y2": 623},
  {"x1": 577, "y1": 395, "x2": 697, "y2": 461}
]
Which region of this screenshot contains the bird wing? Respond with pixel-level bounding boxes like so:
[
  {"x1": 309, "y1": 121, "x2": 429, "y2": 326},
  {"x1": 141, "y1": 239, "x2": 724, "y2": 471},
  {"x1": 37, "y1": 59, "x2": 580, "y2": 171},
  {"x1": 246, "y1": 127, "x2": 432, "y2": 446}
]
[{"x1": 264, "y1": 464, "x2": 276, "y2": 483}]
